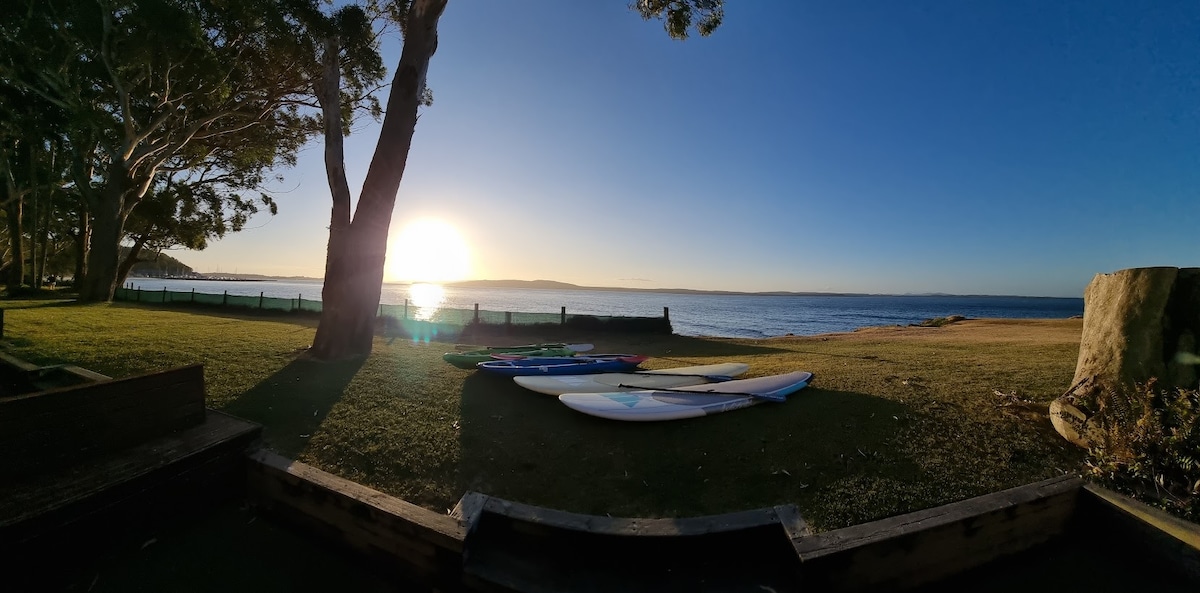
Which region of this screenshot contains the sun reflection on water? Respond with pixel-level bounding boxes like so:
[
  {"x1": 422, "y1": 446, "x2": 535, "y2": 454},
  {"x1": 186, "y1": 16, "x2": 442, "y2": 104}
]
[{"x1": 408, "y1": 282, "x2": 446, "y2": 322}]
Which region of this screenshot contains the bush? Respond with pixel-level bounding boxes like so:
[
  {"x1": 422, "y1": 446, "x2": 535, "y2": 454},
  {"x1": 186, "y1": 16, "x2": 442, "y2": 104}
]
[{"x1": 1084, "y1": 378, "x2": 1200, "y2": 521}]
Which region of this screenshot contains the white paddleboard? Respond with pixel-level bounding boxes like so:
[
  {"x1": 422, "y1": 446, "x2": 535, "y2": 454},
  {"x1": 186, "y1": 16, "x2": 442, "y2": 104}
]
[
  {"x1": 558, "y1": 371, "x2": 814, "y2": 422},
  {"x1": 513, "y1": 363, "x2": 751, "y2": 396}
]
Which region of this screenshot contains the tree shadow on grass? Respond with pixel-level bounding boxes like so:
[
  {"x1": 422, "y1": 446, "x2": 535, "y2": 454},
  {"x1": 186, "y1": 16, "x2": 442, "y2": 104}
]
[
  {"x1": 222, "y1": 356, "x2": 365, "y2": 458},
  {"x1": 453, "y1": 370, "x2": 919, "y2": 523}
]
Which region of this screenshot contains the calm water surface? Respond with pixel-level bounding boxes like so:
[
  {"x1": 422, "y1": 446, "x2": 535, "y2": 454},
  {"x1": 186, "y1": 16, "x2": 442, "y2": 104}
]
[{"x1": 126, "y1": 278, "x2": 1083, "y2": 339}]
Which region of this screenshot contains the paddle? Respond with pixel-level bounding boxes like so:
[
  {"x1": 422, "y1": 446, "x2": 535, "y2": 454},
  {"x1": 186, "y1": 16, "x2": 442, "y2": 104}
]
[
  {"x1": 616, "y1": 385, "x2": 790, "y2": 402},
  {"x1": 648, "y1": 373, "x2": 735, "y2": 381},
  {"x1": 608, "y1": 374, "x2": 735, "y2": 391},
  {"x1": 453, "y1": 342, "x2": 592, "y2": 352}
]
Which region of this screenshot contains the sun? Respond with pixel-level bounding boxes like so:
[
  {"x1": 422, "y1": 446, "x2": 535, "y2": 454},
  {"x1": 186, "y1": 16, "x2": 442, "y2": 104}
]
[{"x1": 386, "y1": 218, "x2": 472, "y2": 283}]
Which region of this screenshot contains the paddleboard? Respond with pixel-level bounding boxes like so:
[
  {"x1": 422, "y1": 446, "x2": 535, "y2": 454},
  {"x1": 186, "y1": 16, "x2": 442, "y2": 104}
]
[
  {"x1": 558, "y1": 371, "x2": 814, "y2": 422},
  {"x1": 514, "y1": 363, "x2": 751, "y2": 395}
]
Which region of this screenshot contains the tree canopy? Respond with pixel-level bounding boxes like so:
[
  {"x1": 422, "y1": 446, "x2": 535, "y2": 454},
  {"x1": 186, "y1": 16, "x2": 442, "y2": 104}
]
[{"x1": 0, "y1": 0, "x2": 386, "y2": 297}]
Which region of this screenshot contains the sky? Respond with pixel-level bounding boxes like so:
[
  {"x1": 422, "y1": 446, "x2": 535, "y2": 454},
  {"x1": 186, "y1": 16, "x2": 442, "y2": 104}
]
[{"x1": 177, "y1": 0, "x2": 1200, "y2": 298}]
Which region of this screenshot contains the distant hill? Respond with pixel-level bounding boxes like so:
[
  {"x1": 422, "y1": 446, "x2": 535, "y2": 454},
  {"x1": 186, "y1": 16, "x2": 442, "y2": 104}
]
[
  {"x1": 124, "y1": 248, "x2": 193, "y2": 276},
  {"x1": 447, "y1": 279, "x2": 868, "y2": 297},
  {"x1": 194, "y1": 273, "x2": 322, "y2": 281},
  {"x1": 449, "y1": 279, "x2": 582, "y2": 290},
  {"x1": 125, "y1": 256, "x2": 1066, "y2": 299}
]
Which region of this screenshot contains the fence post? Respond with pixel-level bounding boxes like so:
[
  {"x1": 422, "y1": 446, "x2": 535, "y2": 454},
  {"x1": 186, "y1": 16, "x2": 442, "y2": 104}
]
[
  {"x1": 223, "y1": 290, "x2": 228, "y2": 306},
  {"x1": 663, "y1": 306, "x2": 670, "y2": 324},
  {"x1": 191, "y1": 288, "x2": 195, "y2": 303},
  {"x1": 163, "y1": 286, "x2": 167, "y2": 303},
  {"x1": 298, "y1": 294, "x2": 302, "y2": 311},
  {"x1": 474, "y1": 303, "x2": 479, "y2": 323},
  {"x1": 561, "y1": 306, "x2": 566, "y2": 325},
  {"x1": 136, "y1": 287, "x2": 141, "y2": 302},
  {"x1": 260, "y1": 291, "x2": 264, "y2": 309},
  {"x1": 505, "y1": 311, "x2": 512, "y2": 327}
]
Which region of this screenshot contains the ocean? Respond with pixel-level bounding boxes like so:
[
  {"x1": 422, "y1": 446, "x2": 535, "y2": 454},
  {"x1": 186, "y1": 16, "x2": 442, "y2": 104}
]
[{"x1": 124, "y1": 278, "x2": 1084, "y2": 339}]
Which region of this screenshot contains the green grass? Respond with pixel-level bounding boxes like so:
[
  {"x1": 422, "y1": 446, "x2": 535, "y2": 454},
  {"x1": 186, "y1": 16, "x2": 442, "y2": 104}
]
[{"x1": 0, "y1": 300, "x2": 1086, "y2": 531}]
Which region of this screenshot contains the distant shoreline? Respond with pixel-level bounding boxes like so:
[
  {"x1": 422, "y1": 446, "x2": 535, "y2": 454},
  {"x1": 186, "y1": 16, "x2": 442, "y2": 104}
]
[{"x1": 147, "y1": 275, "x2": 1078, "y2": 300}]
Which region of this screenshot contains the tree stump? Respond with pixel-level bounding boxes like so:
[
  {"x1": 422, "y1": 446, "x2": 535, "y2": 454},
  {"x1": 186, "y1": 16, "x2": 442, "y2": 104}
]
[{"x1": 1051, "y1": 266, "x2": 1200, "y2": 447}]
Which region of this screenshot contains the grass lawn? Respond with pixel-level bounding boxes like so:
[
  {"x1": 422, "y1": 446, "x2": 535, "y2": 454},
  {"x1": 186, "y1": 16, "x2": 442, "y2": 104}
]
[{"x1": 0, "y1": 299, "x2": 1086, "y2": 531}]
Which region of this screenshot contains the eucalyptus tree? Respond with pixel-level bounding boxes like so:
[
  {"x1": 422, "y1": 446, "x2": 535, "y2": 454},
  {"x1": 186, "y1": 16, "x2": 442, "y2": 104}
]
[
  {"x1": 308, "y1": 0, "x2": 726, "y2": 360},
  {"x1": 0, "y1": 0, "x2": 387, "y2": 301},
  {"x1": 0, "y1": 78, "x2": 72, "y2": 290}
]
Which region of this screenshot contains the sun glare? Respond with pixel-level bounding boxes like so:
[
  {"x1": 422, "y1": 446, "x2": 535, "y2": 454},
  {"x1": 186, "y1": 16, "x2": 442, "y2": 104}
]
[{"x1": 386, "y1": 218, "x2": 472, "y2": 283}]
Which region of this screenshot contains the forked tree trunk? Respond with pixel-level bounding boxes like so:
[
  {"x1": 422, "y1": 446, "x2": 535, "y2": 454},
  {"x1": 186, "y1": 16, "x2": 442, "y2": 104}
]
[
  {"x1": 309, "y1": 0, "x2": 447, "y2": 360},
  {"x1": 1051, "y1": 266, "x2": 1200, "y2": 446}
]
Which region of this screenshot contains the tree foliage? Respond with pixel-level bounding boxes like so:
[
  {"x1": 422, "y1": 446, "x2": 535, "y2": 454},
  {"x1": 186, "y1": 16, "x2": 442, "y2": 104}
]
[
  {"x1": 1085, "y1": 379, "x2": 1200, "y2": 522},
  {"x1": 308, "y1": 0, "x2": 726, "y2": 360},
  {"x1": 633, "y1": 0, "x2": 724, "y2": 39},
  {"x1": 0, "y1": 0, "x2": 386, "y2": 297}
]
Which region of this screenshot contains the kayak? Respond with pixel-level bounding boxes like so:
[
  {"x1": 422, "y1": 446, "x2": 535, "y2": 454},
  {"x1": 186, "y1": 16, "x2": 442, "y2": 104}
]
[
  {"x1": 441, "y1": 343, "x2": 593, "y2": 370},
  {"x1": 476, "y1": 355, "x2": 648, "y2": 376},
  {"x1": 513, "y1": 362, "x2": 751, "y2": 395}
]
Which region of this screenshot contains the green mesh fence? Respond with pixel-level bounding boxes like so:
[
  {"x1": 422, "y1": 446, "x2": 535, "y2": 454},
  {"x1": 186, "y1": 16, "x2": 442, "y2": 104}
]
[{"x1": 112, "y1": 287, "x2": 670, "y2": 333}]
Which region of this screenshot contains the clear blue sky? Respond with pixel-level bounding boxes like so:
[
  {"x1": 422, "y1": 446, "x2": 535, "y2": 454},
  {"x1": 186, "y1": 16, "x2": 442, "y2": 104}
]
[{"x1": 180, "y1": 0, "x2": 1200, "y2": 297}]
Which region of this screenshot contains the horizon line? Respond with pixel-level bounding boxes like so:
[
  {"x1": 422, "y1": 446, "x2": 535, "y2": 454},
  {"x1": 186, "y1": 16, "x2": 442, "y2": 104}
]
[{"x1": 147, "y1": 272, "x2": 1082, "y2": 300}]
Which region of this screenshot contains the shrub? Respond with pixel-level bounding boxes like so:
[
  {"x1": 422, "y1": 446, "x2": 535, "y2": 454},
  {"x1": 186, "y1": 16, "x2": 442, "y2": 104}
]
[{"x1": 1084, "y1": 378, "x2": 1200, "y2": 521}]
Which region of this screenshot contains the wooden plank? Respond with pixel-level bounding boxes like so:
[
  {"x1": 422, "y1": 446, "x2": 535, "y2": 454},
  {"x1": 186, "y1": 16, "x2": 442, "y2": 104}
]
[
  {"x1": 461, "y1": 496, "x2": 805, "y2": 593},
  {"x1": 0, "y1": 350, "x2": 41, "y2": 372},
  {"x1": 479, "y1": 495, "x2": 792, "y2": 537},
  {"x1": 52, "y1": 364, "x2": 111, "y2": 382},
  {"x1": 462, "y1": 504, "x2": 803, "y2": 593},
  {"x1": 794, "y1": 475, "x2": 1083, "y2": 591},
  {"x1": 776, "y1": 504, "x2": 811, "y2": 539},
  {"x1": 245, "y1": 449, "x2": 467, "y2": 581},
  {"x1": 451, "y1": 491, "x2": 490, "y2": 534},
  {"x1": 1080, "y1": 483, "x2": 1200, "y2": 584},
  {"x1": 0, "y1": 365, "x2": 206, "y2": 479}
]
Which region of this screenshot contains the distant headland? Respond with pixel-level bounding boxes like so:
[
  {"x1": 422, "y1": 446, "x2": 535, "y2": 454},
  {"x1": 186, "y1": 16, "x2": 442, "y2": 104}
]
[
  {"x1": 131, "y1": 270, "x2": 1075, "y2": 300},
  {"x1": 440, "y1": 279, "x2": 1073, "y2": 300}
]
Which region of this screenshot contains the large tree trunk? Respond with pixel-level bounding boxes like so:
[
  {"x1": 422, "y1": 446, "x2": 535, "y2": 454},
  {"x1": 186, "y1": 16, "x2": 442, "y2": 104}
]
[
  {"x1": 78, "y1": 176, "x2": 127, "y2": 302},
  {"x1": 309, "y1": 0, "x2": 447, "y2": 360},
  {"x1": 1051, "y1": 266, "x2": 1200, "y2": 447}
]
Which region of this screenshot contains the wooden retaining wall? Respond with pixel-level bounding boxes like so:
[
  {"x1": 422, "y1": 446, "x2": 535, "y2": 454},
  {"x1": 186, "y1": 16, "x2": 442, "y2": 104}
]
[
  {"x1": 245, "y1": 450, "x2": 468, "y2": 589},
  {"x1": 1079, "y1": 484, "x2": 1200, "y2": 584},
  {"x1": 244, "y1": 458, "x2": 1200, "y2": 593},
  {"x1": 455, "y1": 493, "x2": 808, "y2": 592},
  {"x1": 792, "y1": 475, "x2": 1082, "y2": 590},
  {"x1": 0, "y1": 363, "x2": 261, "y2": 591},
  {"x1": 4, "y1": 356, "x2": 1191, "y2": 592},
  {"x1": 0, "y1": 364, "x2": 207, "y2": 480}
]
